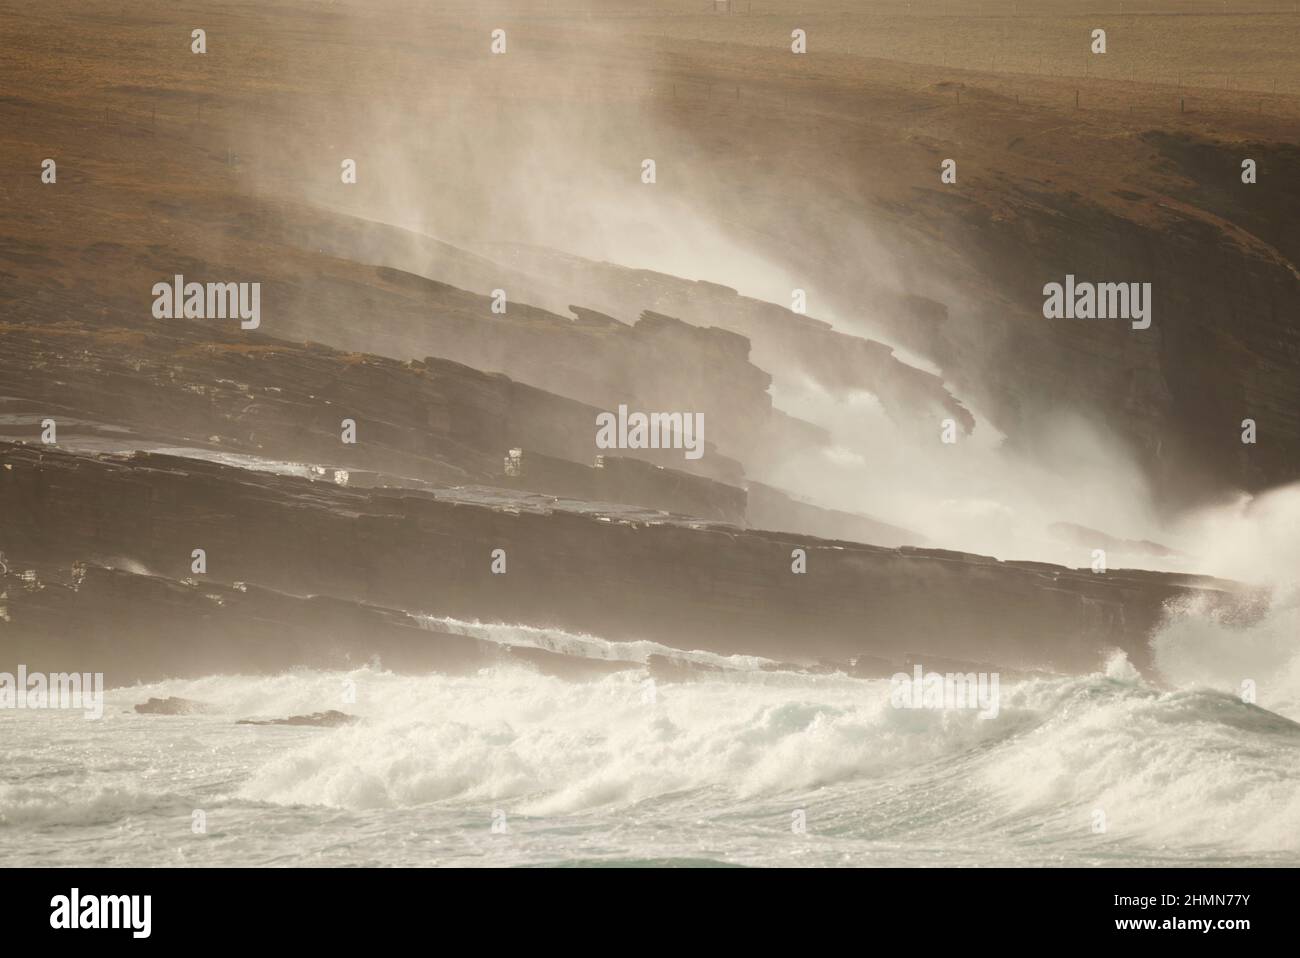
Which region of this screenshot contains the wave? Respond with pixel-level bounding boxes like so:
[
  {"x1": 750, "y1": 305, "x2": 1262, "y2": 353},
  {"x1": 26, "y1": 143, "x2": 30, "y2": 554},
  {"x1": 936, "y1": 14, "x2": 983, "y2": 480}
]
[
  {"x1": 7, "y1": 607, "x2": 1297, "y2": 862},
  {"x1": 1153, "y1": 588, "x2": 1300, "y2": 722},
  {"x1": 0, "y1": 781, "x2": 183, "y2": 827},
  {"x1": 147, "y1": 654, "x2": 1295, "y2": 857}
]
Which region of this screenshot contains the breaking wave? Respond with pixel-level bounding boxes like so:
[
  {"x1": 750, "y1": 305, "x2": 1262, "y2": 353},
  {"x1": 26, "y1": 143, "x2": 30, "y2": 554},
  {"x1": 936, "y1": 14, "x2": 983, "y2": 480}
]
[{"x1": 4, "y1": 618, "x2": 1298, "y2": 865}]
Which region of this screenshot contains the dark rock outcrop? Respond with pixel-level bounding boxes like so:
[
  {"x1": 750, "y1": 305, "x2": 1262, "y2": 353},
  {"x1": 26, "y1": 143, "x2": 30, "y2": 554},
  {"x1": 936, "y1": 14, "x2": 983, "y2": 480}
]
[
  {"x1": 134, "y1": 696, "x2": 207, "y2": 715},
  {"x1": 0, "y1": 559, "x2": 643, "y2": 685},
  {"x1": 0, "y1": 314, "x2": 740, "y2": 485},
  {"x1": 0, "y1": 443, "x2": 1265, "y2": 678}
]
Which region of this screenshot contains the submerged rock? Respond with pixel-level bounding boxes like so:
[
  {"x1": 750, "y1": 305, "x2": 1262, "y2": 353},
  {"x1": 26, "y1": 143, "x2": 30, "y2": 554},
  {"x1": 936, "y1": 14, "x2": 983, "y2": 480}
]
[
  {"x1": 134, "y1": 696, "x2": 207, "y2": 715},
  {"x1": 236, "y1": 710, "x2": 358, "y2": 728}
]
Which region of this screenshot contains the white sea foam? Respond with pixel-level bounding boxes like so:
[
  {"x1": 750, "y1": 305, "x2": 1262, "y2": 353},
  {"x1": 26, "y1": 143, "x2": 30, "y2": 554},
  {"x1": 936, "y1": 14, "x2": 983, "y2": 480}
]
[
  {"x1": 3, "y1": 634, "x2": 1294, "y2": 866},
  {"x1": 1153, "y1": 588, "x2": 1300, "y2": 721},
  {"x1": 410, "y1": 614, "x2": 776, "y2": 670}
]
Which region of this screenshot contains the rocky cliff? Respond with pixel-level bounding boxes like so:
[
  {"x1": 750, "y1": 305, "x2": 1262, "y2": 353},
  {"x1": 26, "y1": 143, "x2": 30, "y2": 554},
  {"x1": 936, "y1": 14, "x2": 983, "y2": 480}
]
[{"x1": 0, "y1": 443, "x2": 1263, "y2": 683}]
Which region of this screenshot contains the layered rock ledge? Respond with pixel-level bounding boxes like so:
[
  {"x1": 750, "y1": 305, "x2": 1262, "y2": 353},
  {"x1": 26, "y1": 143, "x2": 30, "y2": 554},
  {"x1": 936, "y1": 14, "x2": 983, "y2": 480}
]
[{"x1": 0, "y1": 443, "x2": 1263, "y2": 679}]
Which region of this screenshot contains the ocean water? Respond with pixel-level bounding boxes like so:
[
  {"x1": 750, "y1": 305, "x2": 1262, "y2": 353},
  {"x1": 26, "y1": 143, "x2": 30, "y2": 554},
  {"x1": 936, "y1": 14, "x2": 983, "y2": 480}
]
[{"x1": 3, "y1": 617, "x2": 1299, "y2": 868}]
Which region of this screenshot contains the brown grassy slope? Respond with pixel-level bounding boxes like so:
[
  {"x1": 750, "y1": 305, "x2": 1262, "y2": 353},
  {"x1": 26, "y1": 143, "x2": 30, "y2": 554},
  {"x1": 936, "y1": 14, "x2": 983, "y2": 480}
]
[{"x1": 1, "y1": 0, "x2": 1296, "y2": 507}]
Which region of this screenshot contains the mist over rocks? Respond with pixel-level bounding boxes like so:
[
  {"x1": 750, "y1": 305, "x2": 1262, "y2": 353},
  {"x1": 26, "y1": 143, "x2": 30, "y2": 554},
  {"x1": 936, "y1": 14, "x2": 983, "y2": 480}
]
[{"x1": 452, "y1": 240, "x2": 979, "y2": 438}]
